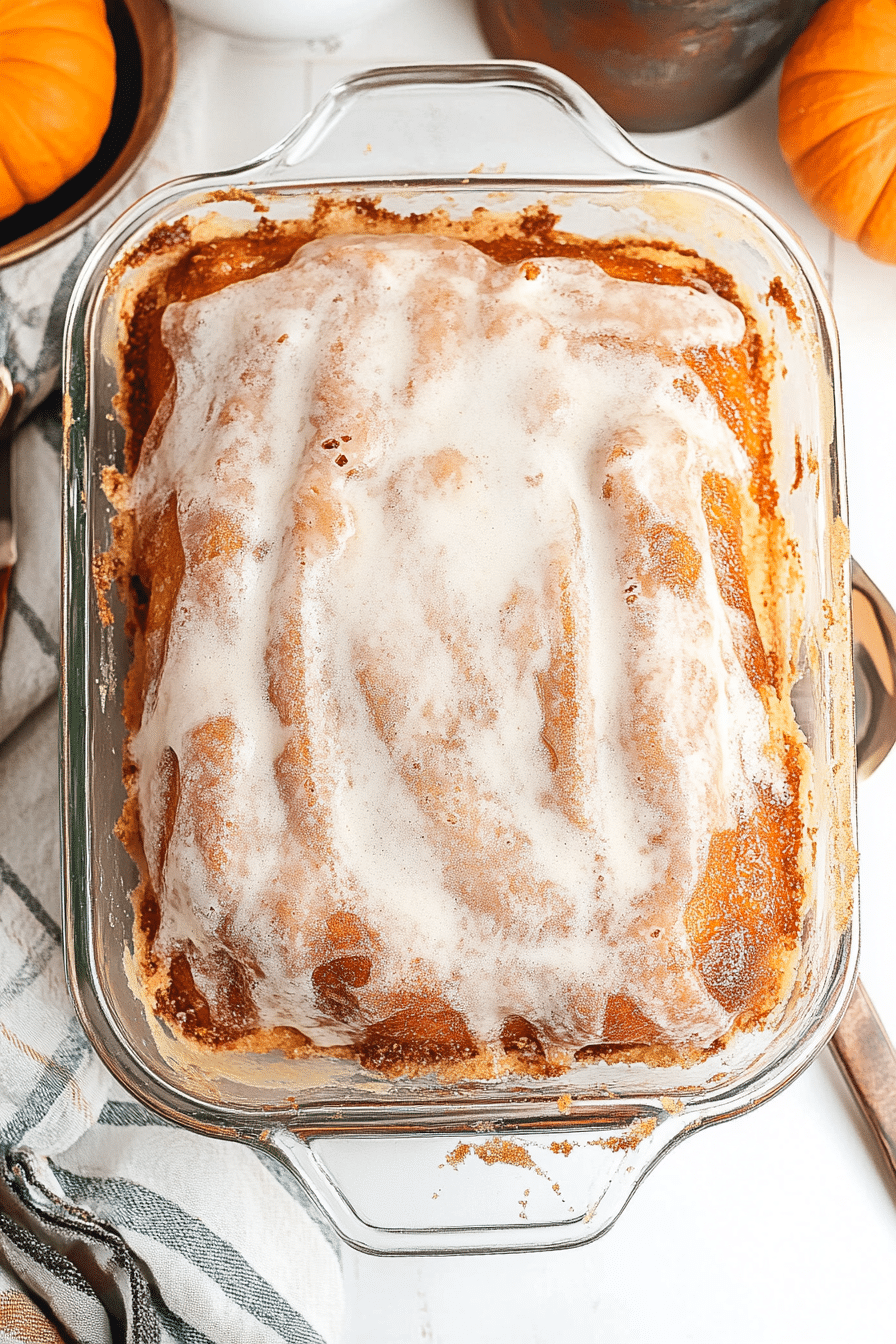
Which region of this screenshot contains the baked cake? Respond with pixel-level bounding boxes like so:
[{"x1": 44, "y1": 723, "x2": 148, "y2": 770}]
[{"x1": 103, "y1": 202, "x2": 810, "y2": 1077}]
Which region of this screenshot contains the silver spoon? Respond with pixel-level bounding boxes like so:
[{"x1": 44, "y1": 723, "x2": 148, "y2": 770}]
[{"x1": 831, "y1": 561, "x2": 896, "y2": 1186}]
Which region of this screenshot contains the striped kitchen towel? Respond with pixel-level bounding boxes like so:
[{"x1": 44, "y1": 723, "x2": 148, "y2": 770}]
[{"x1": 0, "y1": 15, "x2": 344, "y2": 1344}]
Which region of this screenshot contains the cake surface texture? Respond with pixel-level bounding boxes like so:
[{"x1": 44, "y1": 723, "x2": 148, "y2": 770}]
[{"x1": 108, "y1": 206, "x2": 810, "y2": 1077}]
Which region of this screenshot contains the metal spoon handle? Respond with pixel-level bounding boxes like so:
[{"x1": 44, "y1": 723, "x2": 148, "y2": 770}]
[{"x1": 830, "y1": 978, "x2": 896, "y2": 1184}]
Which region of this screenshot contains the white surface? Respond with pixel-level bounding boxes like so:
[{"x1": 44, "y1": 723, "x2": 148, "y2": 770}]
[
  {"x1": 170, "y1": 0, "x2": 403, "y2": 42},
  {"x1": 172, "y1": 3, "x2": 896, "y2": 1338}
]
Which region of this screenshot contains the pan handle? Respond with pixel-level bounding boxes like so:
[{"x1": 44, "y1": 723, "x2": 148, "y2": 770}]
[
  {"x1": 249, "y1": 61, "x2": 669, "y2": 183},
  {"x1": 260, "y1": 1108, "x2": 689, "y2": 1255}
]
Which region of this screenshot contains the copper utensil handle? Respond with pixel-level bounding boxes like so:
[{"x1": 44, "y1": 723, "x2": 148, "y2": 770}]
[
  {"x1": 852, "y1": 560, "x2": 896, "y2": 781},
  {"x1": 841, "y1": 564, "x2": 896, "y2": 1190},
  {"x1": 830, "y1": 978, "x2": 896, "y2": 1184}
]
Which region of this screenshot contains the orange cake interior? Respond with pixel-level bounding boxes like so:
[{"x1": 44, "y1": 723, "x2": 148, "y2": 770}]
[{"x1": 100, "y1": 199, "x2": 811, "y2": 1078}]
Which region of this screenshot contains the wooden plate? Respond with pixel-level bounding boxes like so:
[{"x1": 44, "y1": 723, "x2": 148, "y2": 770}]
[{"x1": 0, "y1": 0, "x2": 176, "y2": 269}]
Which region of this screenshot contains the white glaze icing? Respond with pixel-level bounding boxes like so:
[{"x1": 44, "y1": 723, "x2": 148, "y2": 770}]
[{"x1": 130, "y1": 232, "x2": 784, "y2": 1052}]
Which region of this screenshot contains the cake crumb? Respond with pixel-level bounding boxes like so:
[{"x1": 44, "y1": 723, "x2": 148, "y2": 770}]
[
  {"x1": 672, "y1": 375, "x2": 699, "y2": 401},
  {"x1": 549, "y1": 1140, "x2": 573, "y2": 1156},
  {"x1": 660, "y1": 1096, "x2": 685, "y2": 1115},
  {"x1": 446, "y1": 1142, "x2": 471, "y2": 1168},
  {"x1": 474, "y1": 1138, "x2": 533, "y2": 1169},
  {"x1": 765, "y1": 276, "x2": 800, "y2": 331},
  {"x1": 792, "y1": 432, "x2": 804, "y2": 493},
  {"x1": 588, "y1": 1116, "x2": 658, "y2": 1151},
  {"x1": 92, "y1": 551, "x2": 116, "y2": 626},
  {"x1": 557, "y1": 1093, "x2": 572, "y2": 1114},
  {"x1": 100, "y1": 465, "x2": 130, "y2": 510}
]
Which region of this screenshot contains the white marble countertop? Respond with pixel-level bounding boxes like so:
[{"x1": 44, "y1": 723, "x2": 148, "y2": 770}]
[{"x1": 170, "y1": 3, "x2": 896, "y2": 1337}]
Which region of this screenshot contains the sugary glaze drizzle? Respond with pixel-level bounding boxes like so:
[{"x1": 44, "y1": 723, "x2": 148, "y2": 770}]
[{"x1": 109, "y1": 205, "x2": 809, "y2": 1076}]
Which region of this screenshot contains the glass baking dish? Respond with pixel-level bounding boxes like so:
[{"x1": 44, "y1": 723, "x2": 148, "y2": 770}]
[{"x1": 61, "y1": 62, "x2": 858, "y2": 1254}]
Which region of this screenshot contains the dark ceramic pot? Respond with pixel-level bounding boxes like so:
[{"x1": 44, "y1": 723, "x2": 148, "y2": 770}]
[{"x1": 476, "y1": 0, "x2": 824, "y2": 132}]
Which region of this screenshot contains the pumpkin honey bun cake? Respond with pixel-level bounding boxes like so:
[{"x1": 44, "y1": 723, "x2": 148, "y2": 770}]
[{"x1": 104, "y1": 204, "x2": 811, "y2": 1079}]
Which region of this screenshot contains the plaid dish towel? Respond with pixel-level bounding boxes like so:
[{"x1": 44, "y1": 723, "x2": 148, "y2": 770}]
[{"x1": 0, "y1": 17, "x2": 344, "y2": 1344}]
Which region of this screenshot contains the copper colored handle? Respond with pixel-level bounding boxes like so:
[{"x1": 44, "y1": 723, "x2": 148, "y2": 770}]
[
  {"x1": 852, "y1": 560, "x2": 896, "y2": 781},
  {"x1": 830, "y1": 979, "x2": 896, "y2": 1186}
]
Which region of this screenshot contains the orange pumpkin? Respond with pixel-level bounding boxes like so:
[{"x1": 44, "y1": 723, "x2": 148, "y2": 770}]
[
  {"x1": 0, "y1": 0, "x2": 117, "y2": 221},
  {"x1": 779, "y1": 0, "x2": 896, "y2": 264}
]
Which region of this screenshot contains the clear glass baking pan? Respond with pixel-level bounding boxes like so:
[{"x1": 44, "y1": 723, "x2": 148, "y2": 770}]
[{"x1": 61, "y1": 63, "x2": 858, "y2": 1254}]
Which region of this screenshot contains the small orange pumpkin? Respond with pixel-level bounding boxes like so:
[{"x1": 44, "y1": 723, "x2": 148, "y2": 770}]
[
  {"x1": 779, "y1": 0, "x2": 896, "y2": 264},
  {"x1": 0, "y1": 0, "x2": 117, "y2": 221}
]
